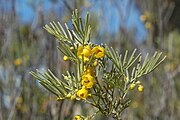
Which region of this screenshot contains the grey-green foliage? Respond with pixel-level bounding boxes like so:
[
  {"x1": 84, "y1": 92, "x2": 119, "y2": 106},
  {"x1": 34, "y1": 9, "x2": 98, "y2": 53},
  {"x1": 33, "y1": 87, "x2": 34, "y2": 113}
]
[
  {"x1": 30, "y1": 9, "x2": 93, "y2": 99},
  {"x1": 93, "y1": 46, "x2": 166, "y2": 118},
  {"x1": 105, "y1": 45, "x2": 166, "y2": 87},
  {"x1": 30, "y1": 69, "x2": 69, "y2": 97},
  {"x1": 30, "y1": 9, "x2": 166, "y2": 119},
  {"x1": 44, "y1": 9, "x2": 91, "y2": 45}
]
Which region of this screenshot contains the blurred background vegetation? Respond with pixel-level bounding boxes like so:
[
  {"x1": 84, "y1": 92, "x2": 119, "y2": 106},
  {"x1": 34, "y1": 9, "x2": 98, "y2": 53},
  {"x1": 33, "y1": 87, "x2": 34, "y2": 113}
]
[{"x1": 0, "y1": 0, "x2": 180, "y2": 120}]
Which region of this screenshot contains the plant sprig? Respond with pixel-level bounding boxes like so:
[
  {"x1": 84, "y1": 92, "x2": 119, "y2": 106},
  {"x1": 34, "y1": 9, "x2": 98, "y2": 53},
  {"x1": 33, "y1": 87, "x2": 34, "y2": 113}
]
[{"x1": 30, "y1": 9, "x2": 166, "y2": 120}]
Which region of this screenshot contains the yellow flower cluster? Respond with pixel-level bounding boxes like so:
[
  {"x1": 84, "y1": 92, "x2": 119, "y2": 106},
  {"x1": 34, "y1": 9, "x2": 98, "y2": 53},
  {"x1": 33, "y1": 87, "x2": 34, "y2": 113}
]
[
  {"x1": 76, "y1": 45, "x2": 105, "y2": 99},
  {"x1": 60, "y1": 45, "x2": 105, "y2": 100},
  {"x1": 77, "y1": 67, "x2": 95, "y2": 99},
  {"x1": 82, "y1": 67, "x2": 95, "y2": 89},
  {"x1": 77, "y1": 45, "x2": 91, "y2": 62},
  {"x1": 129, "y1": 80, "x2": 144, "y2": 92},
  {"x1": 77, "y1": 45, "x2": 105, "y2": 62},
  {"x1": 63, "y1": 45, "x2": 105, "y2": 63}
]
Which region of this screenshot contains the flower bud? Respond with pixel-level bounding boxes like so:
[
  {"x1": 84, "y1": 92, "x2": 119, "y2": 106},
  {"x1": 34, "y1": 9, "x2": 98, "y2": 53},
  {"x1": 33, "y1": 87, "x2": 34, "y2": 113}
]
[
  {"x1": 70, "y1": 95, "x2": 76, "y2": 100},
  {"x1": 66, "y1": 93, "x2": 71, "y2": 98},
  {"x1": 70, "y1": 47, "x2": 74, "y2": 50},
  {"x1": 129, "y1": 83, "x2": 136, "y2": 90},
  {"x1": 138, "y1": 85, "x2": 144, "y2": 92},
  {"x1": 63, "y1": 56, "x2": 68, "y2": 61}
]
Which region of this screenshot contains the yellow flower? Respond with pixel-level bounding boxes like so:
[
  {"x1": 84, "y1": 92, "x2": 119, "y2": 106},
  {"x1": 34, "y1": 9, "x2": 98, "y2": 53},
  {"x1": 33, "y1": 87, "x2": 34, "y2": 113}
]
[
  {"x1": 91, "y1": 46, "x2": 105, "y2": 58},
  {"x1": 14, "y1": 58, "x2": 22, "y2": 66},
  {"x1": 77, "y1": 87, "x2": 88, "y2": 99},
  {"x1": 74, "y1": 115, "x2": 81, "y2": 120},
  {"x1": 129, "y1": 83, "x2": 136, "y2": 90},
  {"x1": 138, "y1": 85, "x2": 144, "y2": 92},
  {"x1": 63, "y1": 56, "x2": 69, "y2": 61},
  {"x1": 82, "y1": 74, "x2": 94, "y2": 89},
  {"x1": 77, "y1": 45, "x2": 91, "y2": 62}
]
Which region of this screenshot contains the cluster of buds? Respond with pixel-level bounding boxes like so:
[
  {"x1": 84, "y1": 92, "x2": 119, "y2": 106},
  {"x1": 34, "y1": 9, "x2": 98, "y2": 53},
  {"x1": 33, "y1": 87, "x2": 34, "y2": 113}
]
[{"x1": 129, "y1": 80, "x2": 144, "y2": 92}]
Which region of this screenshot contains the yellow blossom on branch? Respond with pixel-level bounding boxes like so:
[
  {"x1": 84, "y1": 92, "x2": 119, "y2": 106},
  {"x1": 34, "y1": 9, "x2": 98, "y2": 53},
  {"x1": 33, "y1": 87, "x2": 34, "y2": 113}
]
[
  {"x1": 91, "y1": 46, "x2": 105, "y2": 58},
  {"x1": 77, "y1": 86, "x2": 88, "y2": 99},
  {"x1": 82, "y1": 74, "x2": 94, "y2": 89},
  {"x1": 77, "y1": 45, "x2": 91, "y2": 62}
]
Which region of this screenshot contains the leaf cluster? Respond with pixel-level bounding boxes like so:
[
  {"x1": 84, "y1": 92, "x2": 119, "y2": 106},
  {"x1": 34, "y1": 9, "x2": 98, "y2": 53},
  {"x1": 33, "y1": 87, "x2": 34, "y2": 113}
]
[{"x1": 30, "y1": 9, "x2": 166, "y2": 120}]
